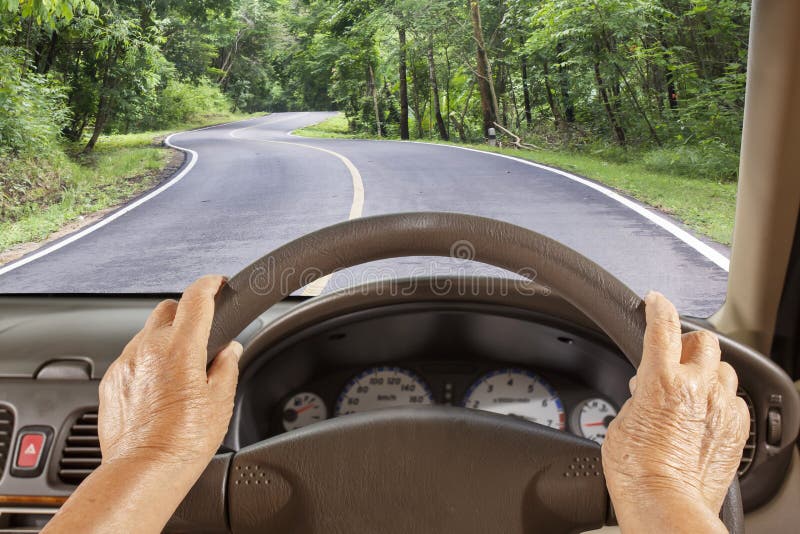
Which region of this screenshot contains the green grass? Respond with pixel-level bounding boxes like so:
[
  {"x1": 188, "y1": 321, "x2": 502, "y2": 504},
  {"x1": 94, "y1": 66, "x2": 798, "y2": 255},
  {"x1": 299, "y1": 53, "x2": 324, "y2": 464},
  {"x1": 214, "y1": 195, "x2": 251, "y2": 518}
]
[
  {"x1": 0, "y1": 111, "x2": 262, "y2": 253},
  {"x1": 294, "y1": 113, "x2": 374, "y2": 139},
  {"x1": 295, "y1": 115, "x2": 736, "y2": 245}
]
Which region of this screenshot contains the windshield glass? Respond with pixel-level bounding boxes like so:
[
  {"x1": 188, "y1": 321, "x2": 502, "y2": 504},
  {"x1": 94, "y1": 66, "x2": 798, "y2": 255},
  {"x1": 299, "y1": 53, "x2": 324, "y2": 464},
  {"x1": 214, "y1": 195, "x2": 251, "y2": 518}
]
[{"x1": 0, "y1": 0, "x2": 744, "y2": 317}]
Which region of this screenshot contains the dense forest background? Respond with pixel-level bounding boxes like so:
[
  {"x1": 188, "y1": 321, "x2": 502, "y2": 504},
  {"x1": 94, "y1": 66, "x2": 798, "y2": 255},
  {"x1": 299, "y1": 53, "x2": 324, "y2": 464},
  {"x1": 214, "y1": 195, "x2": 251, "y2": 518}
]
[{"x1": 1, "y1": 0, "x2": 749, "y2": 195}]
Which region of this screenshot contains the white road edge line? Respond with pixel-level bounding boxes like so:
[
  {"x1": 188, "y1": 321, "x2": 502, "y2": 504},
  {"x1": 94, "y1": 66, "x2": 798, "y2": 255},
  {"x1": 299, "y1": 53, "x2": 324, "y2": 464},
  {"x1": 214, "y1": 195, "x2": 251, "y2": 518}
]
[
  {"x1": 425, "y1": 143, "x2": 730, "y2": 272},
  {"x1": 229, "y1": 117, "x2": 365, "y2": 296},
  {"x1": 0, "y1": 115, "x2": 285, "y2": 277},
  {"x1": 290, "y1": 124, "x2": 730, "y2": 272},
  {"x1": 0, "y1": 136, "x2": 202, "y2": 277}
]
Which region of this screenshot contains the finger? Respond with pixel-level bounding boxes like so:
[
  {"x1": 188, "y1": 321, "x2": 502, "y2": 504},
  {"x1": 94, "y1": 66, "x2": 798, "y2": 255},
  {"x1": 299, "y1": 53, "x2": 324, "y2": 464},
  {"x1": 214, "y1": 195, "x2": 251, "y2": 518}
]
[
  {"x1": 172, "y1": 275, "x2": 226, "y2": 351},
  {"x1": 144, "y1": 299, "x2": 179, "y2": 330},
  {"x1": 680, "y1": 330, "x2": 721, "y2": 373},
  {"x1": 732, "y1": 396, "x2": 752, "y2": 445},
  {"x1": 640, "y1": 291, "x2": 683, "y2": 376},
  {"x1": 628, "y1": 376, "x2": 637, "y2": 395},
  {"x1": 717, "y1": 361, "x2": 739, "y2": 396},
  {"x1": 207, "y1": 341, "x2": 242, "y2": 400}
]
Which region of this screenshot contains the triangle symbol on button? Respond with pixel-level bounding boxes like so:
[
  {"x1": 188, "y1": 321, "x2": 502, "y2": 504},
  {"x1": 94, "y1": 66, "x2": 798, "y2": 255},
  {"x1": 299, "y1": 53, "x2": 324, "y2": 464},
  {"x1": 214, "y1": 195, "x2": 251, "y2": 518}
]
[{"x1": 24, "y1": 443, "x2": 37, "y2": 455}]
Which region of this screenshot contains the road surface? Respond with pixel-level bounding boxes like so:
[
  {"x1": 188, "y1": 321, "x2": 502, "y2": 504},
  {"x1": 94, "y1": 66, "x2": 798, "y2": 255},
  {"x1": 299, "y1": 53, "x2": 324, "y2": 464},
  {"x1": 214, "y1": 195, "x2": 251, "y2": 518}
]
[{"x1": 0, "y1": 112, "x2": 729, "y2": 316}]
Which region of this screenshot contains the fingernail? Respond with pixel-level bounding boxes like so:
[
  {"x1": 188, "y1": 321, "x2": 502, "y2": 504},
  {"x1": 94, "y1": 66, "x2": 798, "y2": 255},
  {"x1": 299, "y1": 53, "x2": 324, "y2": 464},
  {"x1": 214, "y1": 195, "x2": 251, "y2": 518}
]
[{"x1": 231, "y1": 342, "x2": 243, "y2": 359}]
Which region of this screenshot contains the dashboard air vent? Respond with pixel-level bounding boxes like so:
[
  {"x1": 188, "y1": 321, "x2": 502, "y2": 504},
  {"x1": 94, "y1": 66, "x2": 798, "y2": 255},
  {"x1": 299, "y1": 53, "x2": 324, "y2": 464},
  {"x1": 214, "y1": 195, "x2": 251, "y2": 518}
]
[
  {"x1": 58, "y1": 410, "x2": 101, "y2": 484},
  {"x1": 0, "y1": 404, "x2": 13, "y2": 478},
  {"x1": 737, "y1": 389, "x2": 756, "y2": 477}
]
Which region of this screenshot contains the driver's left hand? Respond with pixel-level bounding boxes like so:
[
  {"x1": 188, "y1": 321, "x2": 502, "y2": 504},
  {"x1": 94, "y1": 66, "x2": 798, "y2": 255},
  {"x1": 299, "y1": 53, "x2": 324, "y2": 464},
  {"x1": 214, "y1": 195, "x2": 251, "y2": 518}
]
[{"x1": 98, "y1": 275, "x2": 242, "y2": 471}]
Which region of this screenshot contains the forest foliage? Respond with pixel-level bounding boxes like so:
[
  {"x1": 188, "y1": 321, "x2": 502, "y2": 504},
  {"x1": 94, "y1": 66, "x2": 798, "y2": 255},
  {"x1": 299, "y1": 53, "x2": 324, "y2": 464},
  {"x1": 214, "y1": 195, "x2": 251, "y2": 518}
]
[{"x1": 1, "y1": 0, "x2": 749, "y2": 174}]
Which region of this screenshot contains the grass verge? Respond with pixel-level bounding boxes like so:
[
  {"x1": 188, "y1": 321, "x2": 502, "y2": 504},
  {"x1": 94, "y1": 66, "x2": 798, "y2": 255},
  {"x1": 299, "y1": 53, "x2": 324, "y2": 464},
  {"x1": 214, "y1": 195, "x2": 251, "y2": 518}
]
[
  {"x1": 295, "y1": 114, "x2": 736, "y2": 245},
  {"x1": 0, "y1": 112, "x2": 261, "y2": 259}
]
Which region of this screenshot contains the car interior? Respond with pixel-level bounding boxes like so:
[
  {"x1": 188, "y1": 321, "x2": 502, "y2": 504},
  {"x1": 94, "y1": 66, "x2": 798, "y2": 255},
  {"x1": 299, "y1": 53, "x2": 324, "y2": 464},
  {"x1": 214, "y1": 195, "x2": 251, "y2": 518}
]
[{"x1": 1, "y1": 1, "x2": 799, "y2": 533}]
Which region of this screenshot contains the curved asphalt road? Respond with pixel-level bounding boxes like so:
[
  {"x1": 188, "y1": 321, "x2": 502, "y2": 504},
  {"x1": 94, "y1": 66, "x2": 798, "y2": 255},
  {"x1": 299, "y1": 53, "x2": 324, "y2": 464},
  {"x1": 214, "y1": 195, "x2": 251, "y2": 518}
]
[{"x1": 0, "y1": 112, "x2": 729, "y2": 316}]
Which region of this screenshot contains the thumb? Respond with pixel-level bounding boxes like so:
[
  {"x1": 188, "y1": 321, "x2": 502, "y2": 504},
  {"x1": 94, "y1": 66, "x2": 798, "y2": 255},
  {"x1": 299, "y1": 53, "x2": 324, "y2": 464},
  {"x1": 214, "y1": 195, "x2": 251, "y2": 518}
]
[{"x1": 207, "y1": 341, "x2": 242, "y2": 402}]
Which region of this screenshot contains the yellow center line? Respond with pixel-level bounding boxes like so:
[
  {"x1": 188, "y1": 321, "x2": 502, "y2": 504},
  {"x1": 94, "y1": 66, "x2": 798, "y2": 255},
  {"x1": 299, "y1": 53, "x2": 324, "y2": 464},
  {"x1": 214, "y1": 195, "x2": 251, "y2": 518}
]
[{"x1": 229, "y1": 118, "x2": 364, "y2": 296}]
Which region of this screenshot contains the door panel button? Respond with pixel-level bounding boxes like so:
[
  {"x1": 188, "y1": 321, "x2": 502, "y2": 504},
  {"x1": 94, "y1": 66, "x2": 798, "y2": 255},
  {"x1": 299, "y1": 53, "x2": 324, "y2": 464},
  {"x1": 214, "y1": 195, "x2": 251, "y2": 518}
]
[
  {"x1": 11, "y1": 426, "x2": 53, "y2": 477},
  {"x1": 767, "y1": 408, "x2": 782, "y2": 446}
]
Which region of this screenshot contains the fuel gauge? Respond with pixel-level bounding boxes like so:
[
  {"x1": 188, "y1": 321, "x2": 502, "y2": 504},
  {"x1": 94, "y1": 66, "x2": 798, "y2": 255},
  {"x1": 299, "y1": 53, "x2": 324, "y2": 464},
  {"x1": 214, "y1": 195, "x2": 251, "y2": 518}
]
[{"x1": 282, "y1": 392, "x2": 327, "y2": 431}]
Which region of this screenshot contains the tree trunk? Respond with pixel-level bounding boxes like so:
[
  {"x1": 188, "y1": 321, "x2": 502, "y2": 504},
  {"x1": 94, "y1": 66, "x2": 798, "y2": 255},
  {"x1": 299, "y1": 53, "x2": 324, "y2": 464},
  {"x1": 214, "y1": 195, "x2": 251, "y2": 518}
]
[
  {"x1": 498, "y1": 64, "x2": 509, "y2": 127},
  {"x1": 40, "y1": 31, "x2": 58, "y2": 74},
  {"x1": 450, "y1": 115, "x2": 468, "y2": 142},
  {"x1": 444, "y1": 45, "x2": 452, "y2": 139},
  {"x1": 217, "y1": 27, "x2": 246, "y2": 87},
  {"x1": 610, "y1": 60, "x2": 661, "y2": 145},
  {"x1": 427, "y1": 40, "x2": 449, "y2": 140},
  {"x1": 398, "y1": 27, "x2": 410, "y2": 140},
  {"x1": 521, "y1": 56, "x2": 533, "y2": 128},
  {"x1": 454, "y1": 77, "x2": 476, "y2": 142},
  {"x1": 85, "y1": 46, "x2": 121, "y2": 153},
  {"x1": 85, "y1": 93, "x2": 111, "y2": 152},
  {"x1": 469, "y1": 0, "x2": 497, "y2": 136},
  {"x1": 591, "y1": 3, "x2": 662, "y2": 145},
  {"x1": 410, "y1": 58, "x2": 426, "y2": 138},
  {"x1": 541, "y1": 60, "x2": 562, "y2": 128},
  {"x1": 368, "y1": 64, "x2": 382, "y2": 137},
  {"x1": 555, "y1": 42, "x2": 574, "y2": 124},
  {"x1": 593, "y1": 61, "x2": 626, "y2": 146},
  {"x1": 508, "y1": 72, "x2": 520, "y2": 130}
]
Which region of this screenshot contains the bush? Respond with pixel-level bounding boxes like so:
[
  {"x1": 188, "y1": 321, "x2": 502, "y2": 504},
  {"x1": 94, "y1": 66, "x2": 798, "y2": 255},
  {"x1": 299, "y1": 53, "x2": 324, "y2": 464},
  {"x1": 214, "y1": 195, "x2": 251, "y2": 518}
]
[
  {"x1": 0, "y1": 47, "x2": 72, "y2": 221},
  {"x1": 144, "y1": 80, "x2": 233, "y2": 129},
  {"x1": 0, "y1": 46, "x2": 70, "y2": 156},
  {"x1": 642, "y1": 141, "x2": 740, "y2": 181}
]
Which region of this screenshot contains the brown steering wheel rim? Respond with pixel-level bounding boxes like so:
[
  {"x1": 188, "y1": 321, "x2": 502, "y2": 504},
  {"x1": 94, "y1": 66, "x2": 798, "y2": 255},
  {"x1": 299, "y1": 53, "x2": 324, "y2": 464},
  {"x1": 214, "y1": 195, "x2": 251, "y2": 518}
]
[{"x1": 207, "y1": 212, "x2": 646, "y2": 364}]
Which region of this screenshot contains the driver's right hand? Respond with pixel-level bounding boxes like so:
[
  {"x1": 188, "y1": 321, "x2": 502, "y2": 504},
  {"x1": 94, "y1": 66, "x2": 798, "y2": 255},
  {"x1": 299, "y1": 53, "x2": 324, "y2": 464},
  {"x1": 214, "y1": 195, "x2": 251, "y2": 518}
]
[{"x1": 602, "y1": 291, "x2": 750, "y2": 532}]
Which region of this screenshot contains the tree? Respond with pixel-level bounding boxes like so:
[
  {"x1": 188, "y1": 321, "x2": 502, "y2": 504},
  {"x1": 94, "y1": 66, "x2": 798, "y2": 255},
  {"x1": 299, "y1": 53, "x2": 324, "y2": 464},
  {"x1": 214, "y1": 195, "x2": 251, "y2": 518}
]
[
  {"x1": 397, "y1": 25, "x2": 409, "y2": 139},
  {"x1": 469, "y1": 0, "x2": 497, "y2": 136},
  {"x1": 426, "y1": 36, "x2": 448, "y2": 140}
]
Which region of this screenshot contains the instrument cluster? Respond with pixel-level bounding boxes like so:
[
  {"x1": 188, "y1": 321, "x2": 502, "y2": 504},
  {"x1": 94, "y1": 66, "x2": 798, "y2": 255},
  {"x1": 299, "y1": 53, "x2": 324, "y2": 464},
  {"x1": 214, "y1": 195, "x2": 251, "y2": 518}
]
[{"x1": 274, "y1": 363, "x2": 618, "y2": 444}]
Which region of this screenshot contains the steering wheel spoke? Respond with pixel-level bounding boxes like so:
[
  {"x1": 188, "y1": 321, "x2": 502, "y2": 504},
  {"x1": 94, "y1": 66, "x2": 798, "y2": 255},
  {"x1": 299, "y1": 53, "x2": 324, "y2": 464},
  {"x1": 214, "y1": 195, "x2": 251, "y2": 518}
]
[{"x1": 171, "y1": 408, "x2": 608, "y2": 533}]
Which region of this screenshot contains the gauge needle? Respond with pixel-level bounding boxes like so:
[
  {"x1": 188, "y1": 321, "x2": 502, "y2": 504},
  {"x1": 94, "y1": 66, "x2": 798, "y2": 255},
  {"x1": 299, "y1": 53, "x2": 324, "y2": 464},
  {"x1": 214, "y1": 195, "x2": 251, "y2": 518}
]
[
  {"x1": 584, "y1": 422, "x2": 606, "y2": 427},
  {"x1": 295, "y1": 404, "x2": 317, "y2": 414}
]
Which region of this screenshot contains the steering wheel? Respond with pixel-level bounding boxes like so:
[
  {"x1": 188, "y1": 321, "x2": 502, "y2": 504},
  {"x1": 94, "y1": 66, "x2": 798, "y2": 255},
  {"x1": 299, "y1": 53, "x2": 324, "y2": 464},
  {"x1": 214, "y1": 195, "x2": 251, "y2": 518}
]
[{"x1": 171, "y1": 213, "x2": 742, "y2": 533}]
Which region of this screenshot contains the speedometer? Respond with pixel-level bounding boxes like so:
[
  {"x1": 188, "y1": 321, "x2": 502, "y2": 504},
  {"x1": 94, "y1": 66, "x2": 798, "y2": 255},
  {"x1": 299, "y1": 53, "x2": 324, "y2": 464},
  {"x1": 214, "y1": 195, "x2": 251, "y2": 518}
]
[
  {"x1": 462, "y1": 368, "x2": 565, "y2": 430},
  {"x1": 334, "y1": 366, "x2": 434, "y2": 416}
]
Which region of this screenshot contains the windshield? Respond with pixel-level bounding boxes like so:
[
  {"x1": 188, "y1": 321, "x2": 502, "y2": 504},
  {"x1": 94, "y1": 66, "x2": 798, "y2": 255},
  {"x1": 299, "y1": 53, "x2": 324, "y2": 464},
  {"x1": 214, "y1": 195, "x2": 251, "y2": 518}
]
[{"x1": 0, "y1": 0, "x2": 744, "y2": 317}]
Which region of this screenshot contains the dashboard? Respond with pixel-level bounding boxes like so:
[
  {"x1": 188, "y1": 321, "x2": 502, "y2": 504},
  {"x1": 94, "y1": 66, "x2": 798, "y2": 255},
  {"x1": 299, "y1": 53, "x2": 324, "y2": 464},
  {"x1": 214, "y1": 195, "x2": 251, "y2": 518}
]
[
  {"x1": 0, "y1": 284, "x2": 798, "y2": 532},
  {"x1": 234, "y1": 298, "x2": 637, "y2": 452},
  {"x1": 271, "y1": 363, "x2": 617, "y2": 444}
]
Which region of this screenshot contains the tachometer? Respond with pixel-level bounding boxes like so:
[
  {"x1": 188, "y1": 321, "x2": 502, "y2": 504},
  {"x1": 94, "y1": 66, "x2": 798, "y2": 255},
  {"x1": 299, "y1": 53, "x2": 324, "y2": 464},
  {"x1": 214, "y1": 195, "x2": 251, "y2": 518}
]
[
  {"x1": 462, "y1": 368, "x2": 565, "y2": 430},
  {"x1": 571, "y1": 398, "x2": 617, "y2": 444},
  {"x1": 335, "y1": 367, "x2": 433, "y2": 416}
]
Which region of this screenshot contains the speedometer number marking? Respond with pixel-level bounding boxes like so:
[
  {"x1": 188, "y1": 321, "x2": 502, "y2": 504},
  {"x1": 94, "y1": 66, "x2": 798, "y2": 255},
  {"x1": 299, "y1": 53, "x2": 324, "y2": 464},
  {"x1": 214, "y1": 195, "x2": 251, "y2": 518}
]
[{"x1": 335, "y1": 367, "x2": 433, "y2": 416}]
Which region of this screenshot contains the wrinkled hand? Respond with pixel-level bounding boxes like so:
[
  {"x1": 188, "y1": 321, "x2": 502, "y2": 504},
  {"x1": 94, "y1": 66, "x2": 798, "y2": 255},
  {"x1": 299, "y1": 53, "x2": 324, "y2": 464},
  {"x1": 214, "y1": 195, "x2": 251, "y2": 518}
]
[
  {"x1": 98, "y1": 275, "x2": 241, "y2": 471},
  {"x1": 602, "y1": 292, "x2": 750, "y2": 532}
]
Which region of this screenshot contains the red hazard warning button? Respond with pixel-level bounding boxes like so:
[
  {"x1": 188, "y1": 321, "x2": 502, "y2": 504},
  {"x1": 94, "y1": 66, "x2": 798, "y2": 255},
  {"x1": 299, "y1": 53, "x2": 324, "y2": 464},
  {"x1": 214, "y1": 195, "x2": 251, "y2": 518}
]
[
  {"x1": 11, "y1": 427, "x2": 52, "y2": 477},
  {"x1": 16, "y1": 432, "x2": 45, "y2": 468}
]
